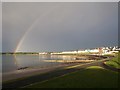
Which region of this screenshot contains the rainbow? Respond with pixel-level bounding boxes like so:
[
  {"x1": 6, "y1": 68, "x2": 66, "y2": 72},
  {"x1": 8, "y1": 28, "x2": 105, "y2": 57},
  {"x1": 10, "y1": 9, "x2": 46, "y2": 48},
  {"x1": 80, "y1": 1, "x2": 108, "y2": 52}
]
[{"x1": 15, "y1": 6, "x2": 58, "y2": 52}]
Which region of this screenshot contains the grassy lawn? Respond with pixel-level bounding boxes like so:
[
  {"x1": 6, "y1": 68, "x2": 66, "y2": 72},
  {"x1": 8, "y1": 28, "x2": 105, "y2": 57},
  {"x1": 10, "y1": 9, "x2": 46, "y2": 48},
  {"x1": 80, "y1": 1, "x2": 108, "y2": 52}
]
[
  {"x1": 26, "y1": 66, "x2": 118, "y2": 88},
  {"x1": 105, "y1": 53, "x2": 120, "y2": 69}
]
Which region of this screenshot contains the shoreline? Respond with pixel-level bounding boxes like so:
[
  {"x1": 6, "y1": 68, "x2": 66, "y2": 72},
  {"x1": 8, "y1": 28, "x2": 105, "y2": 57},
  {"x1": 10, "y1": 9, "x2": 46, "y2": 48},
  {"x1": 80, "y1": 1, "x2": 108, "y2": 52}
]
[
  {"x1": 43, "y1": 59, "x2": 95, "y2": 63},
  {"x1": 2, "y1": 55, "x2": 108, "y2": 82},
  {"x1": 3, "y1": 58, "x2": 111, "y2": 89},
  {"x1": 3, "y1": 62, "x2": 83, "y2": 82}
]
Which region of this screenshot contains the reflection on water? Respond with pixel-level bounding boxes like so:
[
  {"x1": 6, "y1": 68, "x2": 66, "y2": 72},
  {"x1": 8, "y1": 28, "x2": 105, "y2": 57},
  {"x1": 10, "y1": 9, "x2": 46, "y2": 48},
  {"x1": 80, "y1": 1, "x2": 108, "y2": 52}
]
[
  {"x1": 0, "y1": 55, "x2": 1, "y2": 89},
  {"x1": 2, "y1": 55, "x2": 17, "y2": 73},
  {"x1": 50, "y1": 55, "x2": 74, "y2": 60},
  {"x1": 0, "y1": 55, "x2": 2, "y2": 72},
  {"x1": 2, "y1": 55, "x2": 75, "y2": 73}
]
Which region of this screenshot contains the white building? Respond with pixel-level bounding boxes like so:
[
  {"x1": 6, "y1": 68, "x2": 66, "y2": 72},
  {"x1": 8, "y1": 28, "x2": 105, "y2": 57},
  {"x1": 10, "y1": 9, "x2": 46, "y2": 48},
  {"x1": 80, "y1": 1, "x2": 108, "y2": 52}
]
[
  {"x1": 78, "y1": 50, "x2": 88, "y2": 53},
  {"x1": 39, "y1": 52, "x2": 48, "y2": 55},
  {"x1": 61, "y1": 51, "x2": 78, "y2": 54}
]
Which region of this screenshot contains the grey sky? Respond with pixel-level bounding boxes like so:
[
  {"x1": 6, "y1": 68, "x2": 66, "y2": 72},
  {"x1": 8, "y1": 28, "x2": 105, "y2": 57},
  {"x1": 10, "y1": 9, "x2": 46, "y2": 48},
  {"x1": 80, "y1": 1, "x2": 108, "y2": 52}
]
[
  {"x1": 0, "y1": 2, "x2": 2, "y2": 90},
  {"x1": 0, "y1": 2, "x2": 2, "y2": 52},
  {"x1": 2, "y1": 2, "x2": 118, "y2": 52},
  {"x1": 1, "y1": 0, "x2": 119, "y2": 2}
]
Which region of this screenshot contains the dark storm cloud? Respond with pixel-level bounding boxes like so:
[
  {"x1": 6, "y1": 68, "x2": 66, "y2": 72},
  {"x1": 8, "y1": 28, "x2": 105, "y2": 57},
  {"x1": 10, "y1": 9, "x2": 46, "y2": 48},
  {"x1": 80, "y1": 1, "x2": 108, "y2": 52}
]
[{"x1": 2, "y1": 2, "x2": 118, "y2": 52}]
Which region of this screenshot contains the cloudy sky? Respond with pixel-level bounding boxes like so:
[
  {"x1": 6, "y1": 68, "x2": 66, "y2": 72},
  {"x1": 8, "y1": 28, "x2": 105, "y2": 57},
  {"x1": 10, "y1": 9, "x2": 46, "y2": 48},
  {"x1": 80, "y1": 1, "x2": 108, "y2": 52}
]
[
  {"x1": 2, "y1": 2, "x2": 118, "y2": 52},
  {"x1": 0, "y1": 2, "x2": 1, "y2": 53}
]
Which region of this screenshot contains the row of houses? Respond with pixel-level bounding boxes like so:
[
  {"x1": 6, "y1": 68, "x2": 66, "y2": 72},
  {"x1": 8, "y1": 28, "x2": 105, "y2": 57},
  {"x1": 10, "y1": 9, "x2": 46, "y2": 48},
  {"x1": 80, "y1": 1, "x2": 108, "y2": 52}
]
[
  {"x1": 39, "y1": 46, "x2": 120, "y2": 55},
  {"x1": 51, "y1": 49, "x2": 100, "y2": 55}
]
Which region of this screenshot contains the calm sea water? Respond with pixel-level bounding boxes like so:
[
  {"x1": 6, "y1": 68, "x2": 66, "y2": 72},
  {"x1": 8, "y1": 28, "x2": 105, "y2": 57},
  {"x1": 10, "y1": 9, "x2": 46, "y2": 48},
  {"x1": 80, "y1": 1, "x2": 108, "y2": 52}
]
[
  {"x1": 2, "y1": 55, "x2": 74, "y2": 73},
  {"x1": 0, "y1": 55, "x2": 1, "y2": 72}
]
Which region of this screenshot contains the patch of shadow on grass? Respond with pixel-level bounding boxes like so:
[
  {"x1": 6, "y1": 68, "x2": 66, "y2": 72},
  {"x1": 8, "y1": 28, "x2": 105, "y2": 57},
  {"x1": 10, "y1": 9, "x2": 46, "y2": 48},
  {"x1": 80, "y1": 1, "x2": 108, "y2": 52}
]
[{"x1": 27, "y1": 66, "x2": 119, "y2": 88}]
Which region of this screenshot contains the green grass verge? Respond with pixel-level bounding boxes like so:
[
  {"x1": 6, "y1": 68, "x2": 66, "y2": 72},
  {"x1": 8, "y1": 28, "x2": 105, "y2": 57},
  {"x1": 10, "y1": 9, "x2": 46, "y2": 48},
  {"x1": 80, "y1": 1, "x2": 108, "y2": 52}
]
[
  {"x1": 105, "y1": 53, "x2": 120, "y2": 69},
  {"x1": 26, "y1": 66, "x2": 118, "y2": 88}
]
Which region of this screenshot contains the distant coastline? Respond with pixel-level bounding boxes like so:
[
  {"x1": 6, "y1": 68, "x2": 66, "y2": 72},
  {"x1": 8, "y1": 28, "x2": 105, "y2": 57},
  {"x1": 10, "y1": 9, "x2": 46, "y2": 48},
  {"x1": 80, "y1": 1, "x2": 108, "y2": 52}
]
[
  {"x1": 1, "y1": 52, "x2": 39, "y2": 55},
  {"x1": 1, "y1": 46, "x2": 119, "y2": 55}
]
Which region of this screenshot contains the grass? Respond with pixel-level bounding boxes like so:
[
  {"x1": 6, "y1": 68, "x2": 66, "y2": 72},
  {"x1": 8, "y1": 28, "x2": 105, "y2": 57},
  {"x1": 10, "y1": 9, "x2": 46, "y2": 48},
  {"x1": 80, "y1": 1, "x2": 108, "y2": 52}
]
[
  {"x1": 26, "y1": 66, "x2": 119, "y2": 88},
  {"x1": 105, "y1": 53, "x2": 120, "y2": 69}
]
